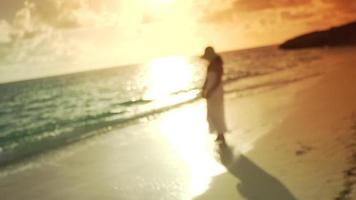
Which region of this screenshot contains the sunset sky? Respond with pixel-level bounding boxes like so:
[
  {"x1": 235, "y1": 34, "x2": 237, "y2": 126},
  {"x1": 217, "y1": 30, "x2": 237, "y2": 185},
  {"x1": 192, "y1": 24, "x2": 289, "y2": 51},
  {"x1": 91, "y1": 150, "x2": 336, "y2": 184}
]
[{"x1": 0, "y1": 0, "x2": 356, "y2": 83}]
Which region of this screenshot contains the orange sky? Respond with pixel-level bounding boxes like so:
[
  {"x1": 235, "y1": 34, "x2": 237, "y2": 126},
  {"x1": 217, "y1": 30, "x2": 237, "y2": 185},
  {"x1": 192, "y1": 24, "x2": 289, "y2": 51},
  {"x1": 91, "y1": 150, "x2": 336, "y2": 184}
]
[{"x1": 0, "y1": 0, "x2": 356, "y2": 82}]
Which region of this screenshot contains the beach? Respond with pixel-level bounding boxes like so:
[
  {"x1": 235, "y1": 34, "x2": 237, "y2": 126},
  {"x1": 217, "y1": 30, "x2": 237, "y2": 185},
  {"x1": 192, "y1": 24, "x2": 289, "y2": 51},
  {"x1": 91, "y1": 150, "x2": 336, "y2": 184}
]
[{"x1": 1, "y1": 47, "x2": 356, "y2": 200}]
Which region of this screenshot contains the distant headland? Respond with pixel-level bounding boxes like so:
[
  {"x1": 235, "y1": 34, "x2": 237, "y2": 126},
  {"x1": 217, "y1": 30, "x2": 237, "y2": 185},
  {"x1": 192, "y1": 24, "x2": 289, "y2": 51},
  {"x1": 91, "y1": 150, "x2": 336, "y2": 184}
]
[{"x1": 280, "y1": 21, "x2": 356, "y2": 49}]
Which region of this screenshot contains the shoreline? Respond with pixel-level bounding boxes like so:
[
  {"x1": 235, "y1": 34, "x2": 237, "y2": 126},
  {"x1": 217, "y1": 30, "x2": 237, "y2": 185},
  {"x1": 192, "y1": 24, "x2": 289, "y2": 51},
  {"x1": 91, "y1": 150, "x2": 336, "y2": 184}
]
[
  {"x1": 1, "y1": 47, "x2": 356, "y2": 199},
  {"x1": 0, "y1": 62, "x2": 321, "y2": 170}
]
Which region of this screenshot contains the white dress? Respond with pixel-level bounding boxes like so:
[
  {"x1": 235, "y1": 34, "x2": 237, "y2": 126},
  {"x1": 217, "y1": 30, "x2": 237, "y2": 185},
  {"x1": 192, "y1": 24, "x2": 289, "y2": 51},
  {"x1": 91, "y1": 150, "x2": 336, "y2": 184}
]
[{"x1": 204, "y1": 71, "x2": 227, "y2": 134}]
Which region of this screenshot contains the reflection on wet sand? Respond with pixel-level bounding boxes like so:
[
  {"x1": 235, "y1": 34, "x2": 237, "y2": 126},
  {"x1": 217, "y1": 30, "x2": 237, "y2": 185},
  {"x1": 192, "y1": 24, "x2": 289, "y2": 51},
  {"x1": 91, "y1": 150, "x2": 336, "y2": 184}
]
[{"x1": 195, "y1": 143, "x2": 297, "y2": 200}]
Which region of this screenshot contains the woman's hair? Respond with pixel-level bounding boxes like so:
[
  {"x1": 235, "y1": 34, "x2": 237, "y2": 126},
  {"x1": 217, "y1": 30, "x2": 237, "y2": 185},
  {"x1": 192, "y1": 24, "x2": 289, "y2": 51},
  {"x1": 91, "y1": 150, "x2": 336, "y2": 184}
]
[{"x1": 202, "y1": 46, "x2": 216, "y2": 60}]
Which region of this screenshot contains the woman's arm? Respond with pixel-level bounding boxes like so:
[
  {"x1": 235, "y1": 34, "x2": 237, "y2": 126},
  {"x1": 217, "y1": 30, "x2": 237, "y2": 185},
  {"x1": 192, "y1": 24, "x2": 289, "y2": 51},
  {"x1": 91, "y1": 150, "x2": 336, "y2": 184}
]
[
  {"x1": 205, "y1": 72, "x2": 221, "y2": 98},
  {"x1": 204, "y1": 58, "x2": 223, "y2": 98},
  {"x1": 203, "y1": 70, "x2": 222, "y2": 98}
]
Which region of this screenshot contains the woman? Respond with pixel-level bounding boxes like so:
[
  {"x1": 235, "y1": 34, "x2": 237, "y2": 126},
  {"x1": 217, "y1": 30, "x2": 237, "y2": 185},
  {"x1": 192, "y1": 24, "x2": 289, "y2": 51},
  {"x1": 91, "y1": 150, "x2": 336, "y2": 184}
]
[{"x1": 202, "y1": 46, "x2": 227, "y2": 143}]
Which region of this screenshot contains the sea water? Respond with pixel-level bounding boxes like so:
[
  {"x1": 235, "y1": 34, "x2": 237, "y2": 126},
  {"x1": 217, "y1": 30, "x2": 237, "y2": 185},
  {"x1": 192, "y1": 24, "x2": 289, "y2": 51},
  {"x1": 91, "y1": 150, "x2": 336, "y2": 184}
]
[{"x1": 0, "y1": 46, "x2": 325, "y2": 165}]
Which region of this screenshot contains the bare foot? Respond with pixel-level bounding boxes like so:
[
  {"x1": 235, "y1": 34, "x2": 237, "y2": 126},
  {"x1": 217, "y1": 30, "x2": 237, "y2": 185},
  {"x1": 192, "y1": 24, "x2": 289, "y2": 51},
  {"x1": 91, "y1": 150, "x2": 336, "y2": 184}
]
[{"x1": 215, "y1": 134, "x2": 226, "y2": 143}]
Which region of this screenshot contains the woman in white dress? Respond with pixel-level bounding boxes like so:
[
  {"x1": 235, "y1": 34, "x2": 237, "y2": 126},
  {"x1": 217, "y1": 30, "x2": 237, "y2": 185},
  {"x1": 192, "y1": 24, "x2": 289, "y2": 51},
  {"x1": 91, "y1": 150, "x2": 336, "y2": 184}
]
[{"x1": 201, "y1": 47, "x2": 227, "y2": 143}]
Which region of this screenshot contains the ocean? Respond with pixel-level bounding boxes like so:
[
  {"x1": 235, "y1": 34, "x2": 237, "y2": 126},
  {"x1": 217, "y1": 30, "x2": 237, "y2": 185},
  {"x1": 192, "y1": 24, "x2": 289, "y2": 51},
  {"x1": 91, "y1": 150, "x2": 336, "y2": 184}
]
[{"x1": 0, "y1": 45, "x2": 325, "y2": 165}]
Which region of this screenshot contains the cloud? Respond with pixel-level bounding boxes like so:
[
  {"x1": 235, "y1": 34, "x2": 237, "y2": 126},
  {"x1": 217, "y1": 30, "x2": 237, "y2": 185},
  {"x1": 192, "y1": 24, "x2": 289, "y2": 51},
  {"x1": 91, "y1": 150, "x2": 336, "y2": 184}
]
[
  {"x1": 199, "y1": 0, "x2": 356, "y2": 44},
  {"x1": 280, "y1": 9, "x2": 315, "y2": 21},
  {"x1": 1, "y1": 0, "x2": 202, "y2": 66},
  {"x1": 200, "y1": 0, "x2": 316, "y2": 23},
  {"x1": 11, "y1": 1, "x2": 41, "y2": 40},
  {"x1": 233, "y1": 0, "x2": 312, "y2": 12},
  {"x1": 0, "y1": 0, "x2": 119, "y2": 67},
  {"x1": 1, "y1": 0, "x2": 356, "y2": 83},
  {"x1": 14, "y1": 0, "x2": 118, "y2": 30},
  {"x1": 321, "y1": 0, "x2": 356, "y2": 13},
  {"x1": 320, "y1": 0, "x2": 356, "y2": 23},
  {"x1": 0, "y1": 20, "x2": 11, "y2": 43},
  {"x1": 201, "y1": 0, "x2": 356, "y2": 24}
]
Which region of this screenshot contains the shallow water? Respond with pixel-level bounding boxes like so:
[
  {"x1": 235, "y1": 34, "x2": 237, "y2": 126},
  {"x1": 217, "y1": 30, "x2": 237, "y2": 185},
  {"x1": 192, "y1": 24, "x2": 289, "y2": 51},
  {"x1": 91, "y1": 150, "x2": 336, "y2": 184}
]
[{"x1": 0, "y1": 46, "x2": 327, "y2": 164}]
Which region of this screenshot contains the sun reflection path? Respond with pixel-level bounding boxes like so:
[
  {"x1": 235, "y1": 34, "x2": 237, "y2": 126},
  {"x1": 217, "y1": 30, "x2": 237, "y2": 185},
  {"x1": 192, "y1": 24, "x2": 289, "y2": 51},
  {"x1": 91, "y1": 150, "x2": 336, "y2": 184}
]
[
  {"x1": 143, "y1": 56, "x2": 195, "y2": 101},
  {"x1": 157, "y1": 103, "x2": 227, "y2": 199}
]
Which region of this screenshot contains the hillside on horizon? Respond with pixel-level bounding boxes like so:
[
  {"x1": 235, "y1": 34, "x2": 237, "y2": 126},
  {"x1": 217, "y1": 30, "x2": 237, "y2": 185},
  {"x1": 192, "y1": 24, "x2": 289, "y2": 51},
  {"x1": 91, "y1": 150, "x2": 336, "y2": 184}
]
[{"x1": 280, "y1": 21, "x2": 356, "y2": 49}]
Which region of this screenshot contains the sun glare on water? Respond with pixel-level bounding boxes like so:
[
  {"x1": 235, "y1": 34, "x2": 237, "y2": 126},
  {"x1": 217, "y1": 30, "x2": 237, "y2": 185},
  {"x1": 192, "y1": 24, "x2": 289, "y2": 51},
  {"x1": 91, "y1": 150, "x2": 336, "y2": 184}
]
[
  {"x1": 143, "y1": 56, "x2": 195, "y2": 100},
  {"x1": 157, "y1": 104, "x2": 227, "y2": 199},
  {"x1": 145, "y1": 56, "x2": 226, "y2": 198}
]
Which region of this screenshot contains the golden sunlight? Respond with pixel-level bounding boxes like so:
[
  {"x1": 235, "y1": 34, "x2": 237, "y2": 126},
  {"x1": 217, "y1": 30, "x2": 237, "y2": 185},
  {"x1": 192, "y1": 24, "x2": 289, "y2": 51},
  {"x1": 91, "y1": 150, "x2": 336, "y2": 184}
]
[
  {"x1": 157, "y1": 104, "x2": 226, "y2": 199},
  {"x1": 143, "y1": 56, "x2": 194, "y2": 100}
]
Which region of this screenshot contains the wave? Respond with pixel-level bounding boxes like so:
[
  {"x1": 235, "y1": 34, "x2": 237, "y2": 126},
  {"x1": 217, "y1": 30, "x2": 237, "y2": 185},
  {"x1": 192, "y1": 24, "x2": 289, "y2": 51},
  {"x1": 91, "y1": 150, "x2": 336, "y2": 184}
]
[
  {"x1": 0, "y1": 46, "x2": 326, "y2": 167},
  {"x1": 115, "y1": 99, "x2": 152, "y2": 106},
  {"x1": 2, "y1": 69, "x2": 307, "y2": 167},
  {"x1": 0, "y1": 89, "x2": 201, "y2": 167},
  {"x1": 0, "y1": 70, "x2": 318, "y2": 167}
]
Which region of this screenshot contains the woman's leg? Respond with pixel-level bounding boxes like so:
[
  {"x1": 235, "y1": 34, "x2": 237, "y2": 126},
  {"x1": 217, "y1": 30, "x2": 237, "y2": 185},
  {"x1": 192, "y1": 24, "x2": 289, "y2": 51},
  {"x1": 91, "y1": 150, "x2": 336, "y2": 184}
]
[{"x1": 215, "y1": 132, "x2": 225, "y2": 143}]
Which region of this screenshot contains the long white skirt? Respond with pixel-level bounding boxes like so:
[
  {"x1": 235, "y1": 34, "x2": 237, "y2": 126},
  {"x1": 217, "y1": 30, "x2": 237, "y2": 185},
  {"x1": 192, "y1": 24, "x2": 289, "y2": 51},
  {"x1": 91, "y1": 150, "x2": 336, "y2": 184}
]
[{"x1": 204, "y1": 72, "x2": 227, "y2": 134}]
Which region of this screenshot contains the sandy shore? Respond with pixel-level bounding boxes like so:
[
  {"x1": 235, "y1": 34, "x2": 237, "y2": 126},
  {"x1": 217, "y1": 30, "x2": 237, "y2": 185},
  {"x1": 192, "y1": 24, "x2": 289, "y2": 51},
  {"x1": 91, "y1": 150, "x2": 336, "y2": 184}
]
[{"x1": 1, "y1": 47, "x2": 356, "y2": 200}]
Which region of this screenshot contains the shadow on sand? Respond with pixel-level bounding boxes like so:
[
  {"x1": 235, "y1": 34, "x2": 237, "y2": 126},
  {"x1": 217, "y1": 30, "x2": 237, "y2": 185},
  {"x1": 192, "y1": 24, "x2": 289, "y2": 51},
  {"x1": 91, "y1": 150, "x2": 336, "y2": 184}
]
[{"x1": 194, "y1": 143, "x2": 297, "y2": 200}]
